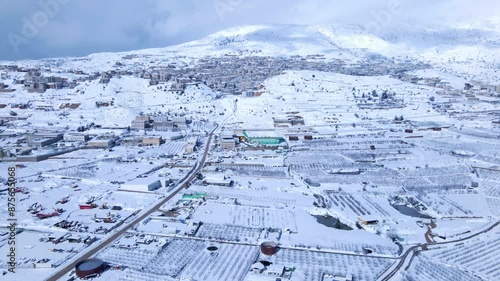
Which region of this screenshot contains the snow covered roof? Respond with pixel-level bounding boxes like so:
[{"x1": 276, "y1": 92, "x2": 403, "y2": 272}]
[
  {"x1": 244, "y1": 130, "x2": 279, "y2": 138},
  {"x1": 267, "y1": 264, "x2": 285, "y2": 274},
  {"x1": 121, "y1": 177, "x2": 162, "y2": 186},
  {"x1": 250, "y1": 262, "x2": 265, "y2": 270}
]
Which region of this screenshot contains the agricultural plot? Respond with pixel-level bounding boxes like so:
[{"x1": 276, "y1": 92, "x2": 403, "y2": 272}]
[
  {"x1": 193, "y1": 202, "x2": 297, "y2": 231},
  {"x1": 121, "y1": 270, "x2": 177, "y2": 281},
  {"x1": 291, "y1": 162, "x2": 375, "y2": 172},
  {"x1": 266, "y1": 248, "x2": 394, "y2": 281},
  {"x1": 426, "y1": 174, "x2": 472, "y2": 187},
  {"x1": 45, "y1": 158, "x2": 160, "y2": 181},
  {"x1": 39, "y1": 156, "x2": 118, "y2": 177},
  {"x1": 415, "y1": 194, "x2": 473, "y2": 216},
  {"x1": 179, "y1": 243, "x2": 259, "y2": 281},
  {"x1": 425, "y1": 232, "x2": 500, "y2": 280},
  {"x1": 53, "y1": 162, "x2": 99, "y2": 179},
  {"x1": 292, "y1": 165, "x2": 402, "y2": 186},
  {"x1": 360, "y1": 195, "x2": 394, "y2": 217},
  {"x1": 482, "y1": 180, "x2": 500, "y2": 197},
  {"x1": 290, "y1": 240, "x2": 399, "y2": 257},
  {"x1": 403, "y1": 180, "x2": 469, "y2": 192},
  {"x1": 232, "y1": 205, "x2": 297, "y2": 230},
  {"x1": 217, "y1": 164, "x2": 289, "y2": 178},
  {"x1": 417, "y1": 139, "x2": 498, "y2": 157},
  {"x1": 399, "y1": 165, "x2": 471, "y2": 178},
  {"x1": 140, "y1": 141, "x2": 186, "y2": 158},
  {"x1": 401, "y1": 257, "x2": 483, "y2": 281},
  {"x1": 400, "y1": 165, "x2": 472, "y2": 192},
  {"x1": 325, "y1": 192, "x2": 373, "y2": 216},
  {"x1": 200, "y1": 190, "x2": 298, "y2": 206},
  {"x1": 455, "y1": 128, "x2": 500, "y2": 140},
  {"x1": 325, "y1": 192, "x2": 402, "y2": 218},
  {"x1": 285, "y1": 151, "x2": 352, "y2": 165},
  {"x1": 477, "y1": 169, "x2": 500, "y2": 197},
  {"x1": 476, "y1": 169, "x2": 500, "y2": 181},
  {"x1": 0, "y1": 230, "x2": 88, "y2": 270},
  {"x1": 297, "y1": 139, "x2": 410, "y2": 151},
  {"x1": 486, "y1": 198, "x2": 500, "y2": 216},
  {"x1": 96, "y1": 245, "x2": 163, "y2": 271},
  {"x1": 341, "y1": 150, "x2": 411, "y2": 162},
  {"x1": 144, "y1": 239, "x2": 206, "y2": 276},
  {"x1": 195, "y1": 223, "x2": 262, "y2": 243}
]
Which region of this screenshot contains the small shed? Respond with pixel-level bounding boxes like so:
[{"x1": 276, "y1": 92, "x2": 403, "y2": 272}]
[{"x1": 250, "y1": 262, "x2": 265, "y2": 274}]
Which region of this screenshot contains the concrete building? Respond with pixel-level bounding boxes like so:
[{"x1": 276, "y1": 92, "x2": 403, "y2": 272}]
[
  {"x1": 185, "y1": 143, "x2": 196, "y2": 154},
  {"x1": 87, "y1": 134, "x2": 116, "y2": 148},
  {"x1": 131, "y1": 115, "x2": 151, "y2": 130},
  {"x1": 131, "y1": 120, "x2": 146, "y2": 130},
  {"x1": 220, "y1": 131, "x2": 237, "y2": 149},
  {"x1": 162, "y1": 133, "x2": 183, "y2": 141},
  {"x1": 135, "y1": 115, "x2": 151, "y2": 122},
  {"x1": 26, "y1": 133, "x2": 63, "y2": 148},
  {"x1": 87, "y1": 139, "x2": 114, "y2": 148},
  {"x1": 173, "y1": 116, "x2": 187, "y2": 125},
  {"x1": 121, "y1": 137, "x2": 142, "y2": 146},
  {"x1": 142, "y1": 137, "x2": 162, "y2": 146},
  {"x1": 120, "y1": 178, "x2": 162, "y2": 192},
  {"x1": 221, "y1": 139, "x2": 236, "y2": 149},
  {"x1": 153, "y1": 118, "x2": 174, "y2": 131}
]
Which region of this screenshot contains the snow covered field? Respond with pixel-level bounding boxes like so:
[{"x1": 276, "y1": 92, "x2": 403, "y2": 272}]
[{"x1": 1, "y1": 21, "x2": 499, "y2": 281}]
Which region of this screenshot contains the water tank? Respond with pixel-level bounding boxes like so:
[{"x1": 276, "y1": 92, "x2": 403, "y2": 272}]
[
  {"x1": 75, "y1": 258, "x2": 105, "y2": 278},
  {"x1": 260, "y1": 241, "x2": 278, "y2": 256}
]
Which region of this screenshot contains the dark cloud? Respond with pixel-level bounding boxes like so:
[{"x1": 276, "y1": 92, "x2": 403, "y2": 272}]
[{"x1": 0, "y1": 0, "x2": 497, "y2": 60}]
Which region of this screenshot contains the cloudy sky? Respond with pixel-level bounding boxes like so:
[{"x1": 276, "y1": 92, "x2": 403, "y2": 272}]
[{"x1": 0, "y1": 0, "x2": 497, "y2": 60}]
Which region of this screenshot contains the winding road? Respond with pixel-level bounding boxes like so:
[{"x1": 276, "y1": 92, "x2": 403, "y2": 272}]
[{"x1": 380, "y1": 220, "x2": 500, "y2": 281}]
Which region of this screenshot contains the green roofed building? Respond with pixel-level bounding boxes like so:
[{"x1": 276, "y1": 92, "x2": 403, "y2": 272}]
[
  {"x1": 182, "y1": 192, "x2": 207, "y2": 200},
  {"x1": 243, "y1": 131, "x2": 282, "y2": 145}
]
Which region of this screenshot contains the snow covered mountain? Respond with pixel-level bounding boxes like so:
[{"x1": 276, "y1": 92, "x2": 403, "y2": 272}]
[
  {"x1": 4, "y1": 22, "x2": 499, "y2": 75},
  {"x1": 164, "y1": 24, "x2": 396, "y2": 59}
]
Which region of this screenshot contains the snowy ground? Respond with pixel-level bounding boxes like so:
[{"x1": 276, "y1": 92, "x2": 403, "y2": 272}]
[{"x1": 1, "y1": 23, "x2": 500, "y2": 280}]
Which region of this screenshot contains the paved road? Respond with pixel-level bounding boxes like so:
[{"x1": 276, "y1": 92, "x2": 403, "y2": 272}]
[
  {"x1": 380, "y1": 220, "x2": 500, "y2": 281},
  {"x1": 45, "y1": 125, "x2": 217, "y2": 281}
]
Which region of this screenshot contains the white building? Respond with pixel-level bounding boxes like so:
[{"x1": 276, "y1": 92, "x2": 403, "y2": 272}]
[
  {"x1": 120, "y1": 178, "x2": 162, "y2": 192},
  {"x1": 187, "y1": 137, "x2": 198, "y2": 145},
  {"x1": 63, "y1": 133, "x2": 89, "y2": 142},
  {"x1": 162, "y1": 132, "x2": 183, "y2": 141},
  {"x1": 203, "y1": 173, "x2": 233, "y2": 187},
  {"x1": 221, "y1": 139, "x2": 236, "y2": 149},
  {"x1": 86, "y1": 133, "x2": 116, "y2": 148},
  {"x1": 323, "y1": 273, "x2": 353, "y2": 281},
  {"x1": 87, "y1": 139, "x2": 115, "y2": 148},
  {"x1": 185, "y1": 143, "x2": 196, "y2": 154},
  {"x1": 173, "y1": 116, "x2": 187, "y2": 124},
  {"x1": 267, "y1": 265, "x2": 285, "y2": 277},
  {"x1": 250, "y1": 262, "x2": 265, "y2": 274}
]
